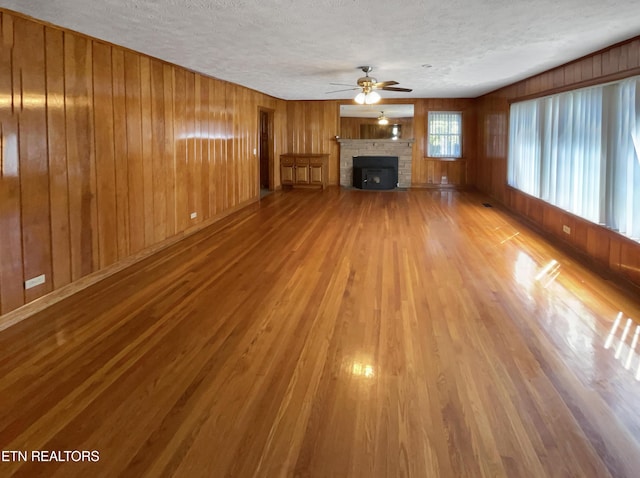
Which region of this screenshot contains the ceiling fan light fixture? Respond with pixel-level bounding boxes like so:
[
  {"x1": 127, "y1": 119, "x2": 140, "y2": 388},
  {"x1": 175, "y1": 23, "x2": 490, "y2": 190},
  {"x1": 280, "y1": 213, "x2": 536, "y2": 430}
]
[
  {"x1": 365, "y1": 91, "x2": 381, "y2": 104},
  {"x1": 336, "y1": 66, "x2": 412, "y2": 102},
  {"x1": 378, "y1": 111, "x2": 389, "y2": 125}
]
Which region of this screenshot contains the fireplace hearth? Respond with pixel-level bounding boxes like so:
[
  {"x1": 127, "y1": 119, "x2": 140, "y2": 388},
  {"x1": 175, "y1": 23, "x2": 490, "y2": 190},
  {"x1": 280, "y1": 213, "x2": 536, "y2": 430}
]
[{"x1": 352, "y1": 156, "x2": 398, "y2": 190}]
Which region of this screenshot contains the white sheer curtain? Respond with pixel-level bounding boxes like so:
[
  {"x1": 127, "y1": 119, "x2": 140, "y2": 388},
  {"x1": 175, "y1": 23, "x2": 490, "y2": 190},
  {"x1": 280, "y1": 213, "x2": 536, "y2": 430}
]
[
  {"x1": 604, "y1": 77, "x2": 640, "y2": 239},
  {"x1": 508, "y1": 75, "x2": 640, "y2": 242},
  {"x1": 508, "y1": 100, "x2": 540, "y2": 196},
  {"x1": 540, "y1": 88, "x2": 602, "y2": 222}
]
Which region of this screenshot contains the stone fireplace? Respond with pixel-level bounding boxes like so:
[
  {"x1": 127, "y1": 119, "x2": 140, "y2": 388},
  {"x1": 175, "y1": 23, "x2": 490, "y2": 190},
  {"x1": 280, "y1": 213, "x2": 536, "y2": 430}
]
[{"x1": 338, "y1": 138, "x2": 414, "y2": 188}]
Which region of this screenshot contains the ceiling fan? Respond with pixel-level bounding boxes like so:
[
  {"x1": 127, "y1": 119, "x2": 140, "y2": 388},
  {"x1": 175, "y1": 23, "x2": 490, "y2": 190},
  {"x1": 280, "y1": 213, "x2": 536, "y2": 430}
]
[{"x1": 327, "y1": 66, "x2": 413, "y2": 104}]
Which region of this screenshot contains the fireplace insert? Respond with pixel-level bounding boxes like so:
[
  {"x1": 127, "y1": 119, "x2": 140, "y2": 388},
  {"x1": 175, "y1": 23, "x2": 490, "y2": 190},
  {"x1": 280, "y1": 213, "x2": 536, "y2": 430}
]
[{"x1": 352, "y1": 156, "x2": 398, "y2": 190}]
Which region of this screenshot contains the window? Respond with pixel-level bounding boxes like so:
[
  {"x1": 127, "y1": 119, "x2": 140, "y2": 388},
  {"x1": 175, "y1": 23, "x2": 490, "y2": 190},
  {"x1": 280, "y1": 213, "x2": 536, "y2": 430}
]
[
  {"x1": 428, "y1": 112, "x2": 462, "y2": 158},
  {"x1": 508, "y1": 75, "x2": 640, "y2": 242}
]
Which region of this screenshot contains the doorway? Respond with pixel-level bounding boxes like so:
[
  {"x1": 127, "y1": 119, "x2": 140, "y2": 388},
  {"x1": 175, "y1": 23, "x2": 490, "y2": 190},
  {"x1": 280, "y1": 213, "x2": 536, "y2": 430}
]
[{"x1": 258, "y1": 107, "x2": 274, "y2": 196}]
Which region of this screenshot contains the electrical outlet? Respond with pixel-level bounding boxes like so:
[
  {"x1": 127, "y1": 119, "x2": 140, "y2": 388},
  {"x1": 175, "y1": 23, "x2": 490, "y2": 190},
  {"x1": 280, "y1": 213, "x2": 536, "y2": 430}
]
[
  {"x1": 190, "y1": 212, "x2": 197, "y2": 219},
  {"x1": 562, "y1": 225, "x2": 571, "y2": 234},
  {"x1": 25, "y1": 274, "x2": 45, "y2": 290}
]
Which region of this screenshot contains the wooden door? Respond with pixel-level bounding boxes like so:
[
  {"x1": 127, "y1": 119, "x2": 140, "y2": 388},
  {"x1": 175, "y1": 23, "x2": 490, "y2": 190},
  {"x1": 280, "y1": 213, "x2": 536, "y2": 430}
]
[{"x1": 259, "y1": 110, "x2": 270, "y2": 189}]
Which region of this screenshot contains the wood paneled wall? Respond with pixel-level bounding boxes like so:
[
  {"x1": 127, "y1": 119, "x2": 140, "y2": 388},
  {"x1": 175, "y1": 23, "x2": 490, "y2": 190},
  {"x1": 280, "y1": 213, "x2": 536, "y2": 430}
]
[
  {"x1": 0, "y1": 11, "x2": 286, "y2": 315},
  {"x1": 476, "y1": 36, "x2": 640, "y2": 288},
  {"x1": 285, "y1": 98, "x2": 476, "y2": 187},
  {"x1": 285, "y1": 101, "x2": 340, "y2": 184},
  {"x1": 339, "y1": 117, "x2": 414, "y2": 139},
  {"x1": 413, "y1": 98, "x2": 476, "y2": 188}
]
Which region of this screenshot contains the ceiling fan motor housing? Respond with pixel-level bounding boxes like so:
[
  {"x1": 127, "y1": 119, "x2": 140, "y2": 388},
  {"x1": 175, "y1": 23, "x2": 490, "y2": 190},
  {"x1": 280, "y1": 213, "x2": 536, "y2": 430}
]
[
  {"x1": 357, "y1": 66, "x2": 376, "y2": 88},
  {"x1": 357, "y1": 76, "x2": 376, "y2": 87}
]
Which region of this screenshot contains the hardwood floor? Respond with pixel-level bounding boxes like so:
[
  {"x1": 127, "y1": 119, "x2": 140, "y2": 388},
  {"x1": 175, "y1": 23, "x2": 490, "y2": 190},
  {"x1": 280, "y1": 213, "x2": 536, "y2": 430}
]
[{"x1": 1, "y1": 188, "x2": 639, "y2": 477}]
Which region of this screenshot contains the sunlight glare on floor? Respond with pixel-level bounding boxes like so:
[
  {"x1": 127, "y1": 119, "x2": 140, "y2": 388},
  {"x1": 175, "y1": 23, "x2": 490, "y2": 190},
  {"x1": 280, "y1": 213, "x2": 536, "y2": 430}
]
[
  {"x1": 351, "y1": 361, "x2": 375, "y2": 379},
  {"x1": 535, "y1": 259, "x2": 561, "y2": 288},
  {"x1": 604, "y1": 311, "x2": 640, "y2": 380}
]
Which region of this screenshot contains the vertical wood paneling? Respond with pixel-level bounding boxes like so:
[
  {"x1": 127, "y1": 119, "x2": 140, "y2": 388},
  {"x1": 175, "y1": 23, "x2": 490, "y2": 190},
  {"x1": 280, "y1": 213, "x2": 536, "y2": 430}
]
[
  {"x1": 163, "y1": 64, "x2": 176, "y2": 237},
  {"x1": 237, "y1": 87, "x2": 245, "y2": 202},
  {"x1": 217, "y1": 80, "x2": 227, "y2": 212},
  {"x1": 229, "y1": 84, "x2": 237, "y2": 206},
  {"x1": 173, "y1": 68, "x2": 188, "y2": 232},
  {"x1": 213, "y1": 78, "x2": 227, "y2": 214},
  {"x1": 286, "y1": 100, "x2": 340, "y2": 185},
  {"x1": 45, "y1": 27, "x2": 71, "y2": 289},
  {"x1": 150, "y1": 59, "x2": 167, "y2": 242},
  {"x1": 185, "y1": 71, "x2": 197, "y2": 222},
  {"x1": 244, "y1": 89, "x2": 252, "y2": 199},
  {"x1": 272, "y1": 98, "x2": 284, "y2": 187},
  {"x1": 630, "y1": 39, "x2": 640, "y2": 68},
  {"x1": 620, "y1": 243, "x2": 640, "y2": 284},
  {"x1": 322, "y1": 101, "x2": 339, "y2": 184},
  {"x1": 236, "y1": 88, "x2": 245, "y2": 204},
  {"x1": 244, "y1": 89, "x2": 256, "y2": 201},
  {"x1": 236, "y1": 86, "x2": 246, "y2": 204},
  {"x1": 587, "y1": 227, "x2": 610, "y2": 265},
  {"x1": 199, "y1": 75, "x2": 210, "y2": 220},
  {"x1": 193, "y1": 74, "x2": 203, "y2": 222},
  {"x1": 124, "y1": 51, "x2": 145, "y2": 253},
  {"x1": 65, "y1": 32, "x2": 97, "y2": 280},
  {"x1": 0, "y1": 13, "x2": 25, "y2": 314},
  {"x1": 140, "y1": 56, "x2": 155, "y2": 246},
  {"x1": 92, "y1": 41, "x2": 118, "y2": 269},
  {"x1": 13, "y1": 19, "x2": 52, "y2": 303},
  {"x1": 111, "y1": 47, "x2": 130, "y2": 259},
  {"x1": 412, "y1": 100, "x2": 427, "y2": 186},
  {"x1": 0, "y1": 10, "x2": 286, "y2": 316},
  {"x1": 207, "y1": 78, "x2": 216, "y2": 216},
  {"x1": 304, "y1": 102, "x2": 316, "y2": 153}
]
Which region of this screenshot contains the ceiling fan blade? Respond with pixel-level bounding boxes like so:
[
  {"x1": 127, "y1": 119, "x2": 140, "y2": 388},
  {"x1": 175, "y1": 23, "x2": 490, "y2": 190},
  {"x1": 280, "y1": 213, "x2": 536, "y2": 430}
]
[
  {"x1": 381, "y1": 86, "x2": 413, "y2": 92},
  {"x1": 374, "y1": 80, "x2": 398, "y2": 87},
  {"x1": 326, "y1": 87, "x2": 360, "y2": 94},
  {"x1": 330, "y1": 82, "x2": 357, "y2": 87}
]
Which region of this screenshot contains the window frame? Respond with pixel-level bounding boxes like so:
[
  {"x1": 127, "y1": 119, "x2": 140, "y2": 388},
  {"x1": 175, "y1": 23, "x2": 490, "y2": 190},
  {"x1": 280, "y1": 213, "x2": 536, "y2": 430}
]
[{"x1": 427, "y1": 111, "x2": 463, "y2": 159}]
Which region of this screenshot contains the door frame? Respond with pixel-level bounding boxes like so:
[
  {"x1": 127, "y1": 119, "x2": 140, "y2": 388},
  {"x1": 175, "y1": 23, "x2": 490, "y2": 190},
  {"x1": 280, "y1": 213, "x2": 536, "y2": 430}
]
[{"x1": 257, "y1": 107, "x2": 275, "y2": 192}]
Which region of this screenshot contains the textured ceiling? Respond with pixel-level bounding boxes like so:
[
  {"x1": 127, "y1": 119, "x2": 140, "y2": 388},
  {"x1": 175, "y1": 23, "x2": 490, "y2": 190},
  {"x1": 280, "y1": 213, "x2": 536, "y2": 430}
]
[{"x1": 1, "y1": 0, "x2": 639, "y2": 100}]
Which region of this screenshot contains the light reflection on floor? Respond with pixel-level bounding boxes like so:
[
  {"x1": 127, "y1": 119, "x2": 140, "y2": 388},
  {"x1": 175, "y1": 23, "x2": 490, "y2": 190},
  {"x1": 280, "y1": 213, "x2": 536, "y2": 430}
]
[
  {"x1": 513, "y1": 251, "x2": 537, "y2": 296},
  {"x1": 351, "y1": 361, "x2": 375, "y2": 379},
  {"x1": 512, "y1": 251, "x2": 606, "y2": 383},
  {"x1": 523, "y1": 249, "x2": 640, "y2": 380},
  {"x1": 605, "y1": 312, "x2": 640, "y2": 380},
  {"x1": 488, "y1": 208, "x2": 637, "y2": 386},
  {"x1": 535, "y1": 259, "x2": 561, "y2": 288}
]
